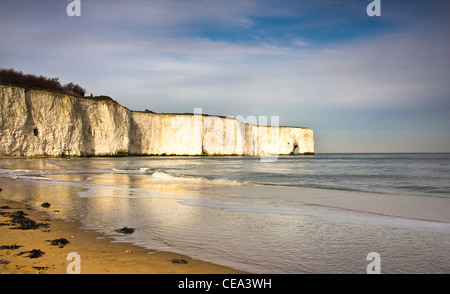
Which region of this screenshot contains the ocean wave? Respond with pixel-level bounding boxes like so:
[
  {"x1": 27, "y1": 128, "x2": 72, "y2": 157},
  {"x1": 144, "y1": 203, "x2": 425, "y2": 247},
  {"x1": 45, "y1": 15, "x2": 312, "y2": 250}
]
[
  {"x1": 151, "y1": 171, "x2": 176, "y2": 179},
  {"x1": 11, "y1": 175, "x2": 55, "y2": 181},
  {"x1": 0, "y1": 168, "x2": 35, "y2": 174},
  {"x1": 0, "y1": 168, "x2": 56, "y2": 181},
  {"x1": 112, "y1": 167, "x2": 196, "y2": 180},
  {"x1": 111, "y1": 167, "x2": 153, "y2": 174},
  {"x1": 151, "y1": 170, "x2": 239, "y2": 184}
]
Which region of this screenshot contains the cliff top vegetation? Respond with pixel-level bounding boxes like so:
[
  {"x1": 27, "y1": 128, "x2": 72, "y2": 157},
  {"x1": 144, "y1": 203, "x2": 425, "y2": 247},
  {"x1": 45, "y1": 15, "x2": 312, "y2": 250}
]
[
  {"x1": 0, "y1": 68, "x2": 121, "y2": 105},
  {"x1": 0, "y1": 68, "x2": 86, "y2": 97}
]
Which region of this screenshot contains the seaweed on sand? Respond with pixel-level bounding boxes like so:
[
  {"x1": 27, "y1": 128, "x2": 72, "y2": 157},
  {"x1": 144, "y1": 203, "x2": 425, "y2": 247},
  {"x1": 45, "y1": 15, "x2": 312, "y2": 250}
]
[
  {"x1": 1, "y1": 210, "x2": 49, "y2": 230},
  {"x1": 114, "y1": 227, "x2": 135, "y2": 234},
  {"x1": 17, "y1": 249, "x2": 45, "y2": 259},
  {"x1": 47, "y1": 238, "x2": 70, "y2": 247},
  {"x1": 171, "y1": 259, "x2": 188, "y2": 264},
  {"x1": 0, "y1": 244, "x2": 22, "y2": 250}
]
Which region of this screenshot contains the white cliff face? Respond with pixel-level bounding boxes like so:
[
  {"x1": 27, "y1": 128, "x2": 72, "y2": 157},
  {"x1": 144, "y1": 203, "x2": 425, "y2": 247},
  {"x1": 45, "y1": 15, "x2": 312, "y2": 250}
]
[
  {"x1": 0, "y1": 86, "x2": 130, "y2": 156},
  {"x1": 130, "y1": 112, "x2": 202, "y2": 156},
  {"x1": 0, "y1": 86, "x2": 314, "y2": 157},
  {"x1": 0, "y1": 86, "x2": 82, "y2": 156}
]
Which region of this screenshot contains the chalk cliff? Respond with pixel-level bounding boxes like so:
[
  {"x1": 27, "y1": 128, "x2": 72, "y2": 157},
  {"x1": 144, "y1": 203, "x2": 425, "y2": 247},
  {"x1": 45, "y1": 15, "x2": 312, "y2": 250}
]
[{"x1": 0, "y1": 86, "x2": 314, "y2": 157}]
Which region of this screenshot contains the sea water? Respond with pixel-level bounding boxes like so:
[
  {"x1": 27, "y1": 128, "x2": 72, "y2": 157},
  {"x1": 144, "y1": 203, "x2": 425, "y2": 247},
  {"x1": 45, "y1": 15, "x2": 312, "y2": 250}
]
[{"x1": 0, "y1": 154, "x2": 449, "y2": 273}]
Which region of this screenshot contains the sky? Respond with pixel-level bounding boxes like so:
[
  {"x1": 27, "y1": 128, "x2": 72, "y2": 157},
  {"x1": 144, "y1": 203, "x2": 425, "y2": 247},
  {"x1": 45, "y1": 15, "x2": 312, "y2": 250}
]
[{"x1": 1, "y1": 0, "x2": 449, "y2": 153}]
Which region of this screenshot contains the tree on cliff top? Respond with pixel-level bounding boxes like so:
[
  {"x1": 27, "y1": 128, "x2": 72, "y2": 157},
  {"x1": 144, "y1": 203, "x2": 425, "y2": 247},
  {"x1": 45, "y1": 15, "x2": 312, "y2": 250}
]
[{"x1": 0, "y1": 68, "x2": 86, "y2": 97}]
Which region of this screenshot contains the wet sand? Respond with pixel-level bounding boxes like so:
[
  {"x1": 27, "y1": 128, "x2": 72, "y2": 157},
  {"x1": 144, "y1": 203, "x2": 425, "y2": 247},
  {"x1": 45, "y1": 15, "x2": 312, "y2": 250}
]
[
  {"x1": 0, "y1": 198, "x2": 246, "y2": 274},
  {"x1": 210, "y1": 185, "x2": 450, "y2": 223}
]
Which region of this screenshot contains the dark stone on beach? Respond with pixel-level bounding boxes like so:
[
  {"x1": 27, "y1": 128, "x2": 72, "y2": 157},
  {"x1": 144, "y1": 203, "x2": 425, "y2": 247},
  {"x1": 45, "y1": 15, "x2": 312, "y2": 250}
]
[
  {"x1": 0, "y1": 205, "x2": 11, "y2": 209},
  {"x1": 41, "y1": 202, "x2": 51, "y2": 208},
  {"x1": 115, "y1": 227, "x2": 135, "y2": 234},
  {"x1": 0, "y1": 244, "x2": 22, "y2": 250},
  {"x1": 47, "y1": 238, "x2": 70, "y2": 247},
  {"x1": 18, "y1": 249, "x2": 45, "y2": 259},
  {"x1": 171, "y1": 259, "x2": 188, "y2": 264},
  {"x1": 0, "y1": 259, "x2": 9, "y2": 264}
]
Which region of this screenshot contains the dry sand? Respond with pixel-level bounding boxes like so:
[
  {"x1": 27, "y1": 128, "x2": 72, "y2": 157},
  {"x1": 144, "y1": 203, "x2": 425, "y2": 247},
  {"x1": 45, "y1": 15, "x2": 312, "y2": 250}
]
[{"x1": 0, "y1": 198, "x2": 246, "y2": 274}]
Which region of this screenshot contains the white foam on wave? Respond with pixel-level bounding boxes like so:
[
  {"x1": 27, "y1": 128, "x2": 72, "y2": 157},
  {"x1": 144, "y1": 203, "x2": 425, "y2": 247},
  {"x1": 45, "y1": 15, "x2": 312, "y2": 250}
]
[
  {"x1": 112, "y1": 167, "x2": 152, "y2": 174},
  {"x1": 11, "y1": 175, "x2": 55, "y2": 181},
  {"x1": 150, "y1": 171, "x2": 240, "y2": 185},
  {"x1": 151, "y1": 171, "x2": 203, "y2": 181},
  {"x1": 151, "y1": 171, "x2": 175, "y2": 179}
]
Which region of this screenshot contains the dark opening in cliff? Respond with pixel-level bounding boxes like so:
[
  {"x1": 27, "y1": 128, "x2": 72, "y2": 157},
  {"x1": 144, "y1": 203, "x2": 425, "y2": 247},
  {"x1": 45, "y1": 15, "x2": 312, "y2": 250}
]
[
  {"x1": 33, "y1": 128, "x2": 39, "y2": 136},
  {"x1": 293, "y1": 144, "x2": 299, "y2": 155}
]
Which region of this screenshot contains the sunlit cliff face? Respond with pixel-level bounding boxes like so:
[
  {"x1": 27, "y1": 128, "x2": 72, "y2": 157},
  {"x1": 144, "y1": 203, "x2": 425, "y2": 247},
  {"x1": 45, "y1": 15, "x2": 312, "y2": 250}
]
[{"x1": 0, "y1": 86, "x2": 314, "y2": 157}]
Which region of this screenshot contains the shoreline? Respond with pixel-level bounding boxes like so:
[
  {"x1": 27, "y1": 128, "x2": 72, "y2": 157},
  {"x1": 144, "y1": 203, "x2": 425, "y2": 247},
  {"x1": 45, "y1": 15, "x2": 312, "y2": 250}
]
[
  {"x1": 233, "y1": 185, "x2": 450, "y2": 224},
  {"x1": 1, "y1": 180, "x2": 449, "y2": 274},
  {"x1": 0, "y1": 197, "x2": 247, "y2": 274},
  {"x1": 1, "y1": 155, "x2": 449, "y2": 274}
]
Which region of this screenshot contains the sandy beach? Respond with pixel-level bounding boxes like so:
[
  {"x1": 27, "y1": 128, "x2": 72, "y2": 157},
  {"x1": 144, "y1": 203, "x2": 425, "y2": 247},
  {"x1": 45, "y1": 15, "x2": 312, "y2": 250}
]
[{"x1": 0, "y1": 197, "x2": 246, "y2": 274}]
